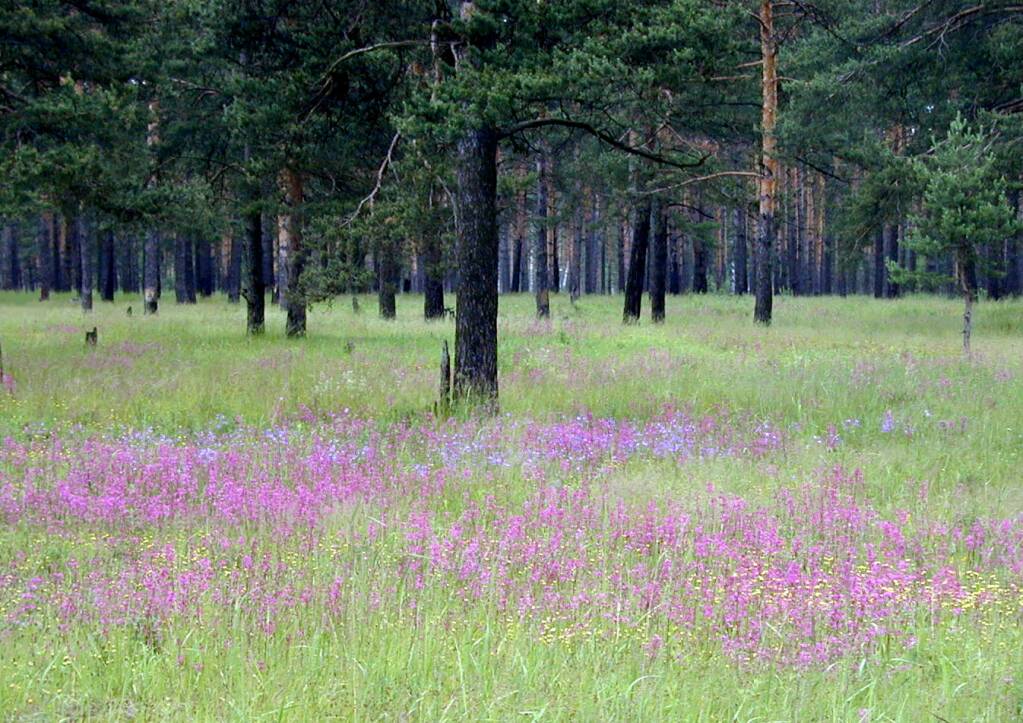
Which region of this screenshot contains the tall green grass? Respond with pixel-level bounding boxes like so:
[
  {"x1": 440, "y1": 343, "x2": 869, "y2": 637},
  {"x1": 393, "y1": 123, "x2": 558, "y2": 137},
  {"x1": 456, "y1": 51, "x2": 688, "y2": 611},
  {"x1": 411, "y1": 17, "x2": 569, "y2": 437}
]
[{"x1": 1, "y1": 291, "x2": 1022, "y2": 720}]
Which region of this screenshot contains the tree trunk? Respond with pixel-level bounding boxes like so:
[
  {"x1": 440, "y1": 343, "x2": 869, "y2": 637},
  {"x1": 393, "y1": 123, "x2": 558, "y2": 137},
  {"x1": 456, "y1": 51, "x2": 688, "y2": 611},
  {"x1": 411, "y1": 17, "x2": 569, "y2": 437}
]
[
  {"x1": 623, "y1": 200, "x2": 651, "y2": 323},
  {"x1": 423, "y1": 227, "x2": 445, "y2": 319},
  {"x1": 195, "y1": 237, "x2": 213, "y2": 296},
  {"x1": 100, "y1": 230, "x2": 116, "y2": 301},
  {"x1": 1, "y1": 223, "x2": 18, "y2": 289},
  {"x1": 649, "y1": 199, "x2": 667, "y2": 322},
  {"x1": 1007, "y1": 189, "x2": 1021, "y2": 296},
  {"x1": 378, "y1": 240, "x2": 399, "y2": 319},
  {"x1": 50, "y1": 215, "x2": 65, "y2": 291},
  {"x1": 262, "y1": 215, "x2": 275, "y2": 295},
  {"x1": 882, "y1": 223, "x2": 899, "y2": 297},
  {"x1": 733, "y1": 207, "x2": 748, "y2": 294},
  {"x1": 452, "y1": 125, "x2": 499, "y2": 406},
  {"x1": 36, "y1": 215, "x2": 52, "y2": 300},
  {"x1": 961, "y1": 256, "x2": 977, "y2": 354},
  {"x1": 533, "y1": 153, "x2": 551, "y2": 318},
  {"x1": 143, "y1": 231, "x2": 159, "y2": 313},
  {"x1": 174, "y1": 235, "x2": 187, "y2": 303},
  {"x1": 873, "y1": 229, "x2": 885, "y2": 298},
  {"x1": 227, "y1": 231, "x2": 241, "y2": 303},
  {"x1": 245, "y1": 208, "x2": 265, "y2": 334},
  {"x1": 692, "y1": 212, "x2": 709, "y2": 295},
  {"x1": 569, "y1": 202, "x2": 582, "y2": 303},
  {"x1": 585, "y1": 191, "x2": 601, "y2": 294},
  {"x1": 78, "y1": 216, "x2": 93, "y2": 312},
  {"x1": 279, "y1": 167, "x2": 306, "y2": 336},
  {"x1": 754, "y1": 0, "x2": 777, "y2": 325}
]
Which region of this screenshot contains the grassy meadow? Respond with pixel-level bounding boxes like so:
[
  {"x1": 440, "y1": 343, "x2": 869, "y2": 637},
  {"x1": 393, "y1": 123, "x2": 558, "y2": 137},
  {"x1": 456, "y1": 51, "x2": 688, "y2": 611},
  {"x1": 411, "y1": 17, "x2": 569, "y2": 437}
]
[{"x1": 1, "y1": 291, "x2": 1022, "y2": 720}]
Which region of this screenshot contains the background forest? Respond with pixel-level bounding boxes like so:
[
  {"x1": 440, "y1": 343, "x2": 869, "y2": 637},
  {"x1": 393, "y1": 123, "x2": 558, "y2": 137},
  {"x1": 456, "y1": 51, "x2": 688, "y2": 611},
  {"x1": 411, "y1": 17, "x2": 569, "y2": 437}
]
[
  {"x1": 2, "y1": 2, "x2": 1021, "y2": 370},
  {"x1": 3, "y1": 2, "x2": 1023, "y2": 720}
]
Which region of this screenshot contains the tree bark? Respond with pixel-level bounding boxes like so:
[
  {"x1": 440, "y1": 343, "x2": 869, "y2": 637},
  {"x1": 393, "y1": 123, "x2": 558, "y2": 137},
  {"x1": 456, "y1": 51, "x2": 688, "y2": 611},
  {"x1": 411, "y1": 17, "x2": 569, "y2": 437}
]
[
  {"x1": 961, "y1": 255, "x2": 977, "y2": 354},
  {"x1": 195, "y1": 237, "x2": 213, "y2": 296},
  {"x1": 50, "y1": 215, "x2": 65, "y2": 291},
  {"x1": 547, "y1": 167, "x2": 559, "y2": 295},
  {"x1": 649, "y1": 199, "x2": 667, "y2": 322},
  {"x1": 882, "y1": 223, "x2": 899, "y2": 297},
  {"x1": 245, "y1": 208, "x2": 265, "y2": 334},
  {"x1": 733, "y1": 207, "x2": 748, "y2": 294},
  {"x1": 143, "y1": 230, "x2": 159, "y2": 313},
  {"x1": 533, "y1": 153, "x2": 550, "y2": 318},
  {"x1": 227, "y1": 231, "x2": 242, "y2": 303},
  {"x1": 78, "y1": 216, "x2": 93, "y2": 312},
  {"x1": 174, "y1": 234, "x2": 187, "y2": 303},
  {"x1": 262, "y1": 214, "x2": 275, "y2": 295},
  {"x1": 100, "y1": 230, "x2": 116, "y2": 301},
  {"x1": 37, "y1": 216, "x2": 52, "y2": 300},
  {"x1": 423, "y1": 227, "x2": 445, "y2": 319},
  {"x1": 754, "y1": 0, "x2": 777, "y2": 325},
  {"x1": 1007, "y1": 189, "x2": 1021, "y2": 296},
  {"x1": 585, "y1": 190, "x2": 601, "y2": 294},
  {"x1": 378, "y1": 240, "x2": 399, "y2": 319},
  {"x1": 623, "y1": 200, "x2": 651, "y2": 322},
  {"x1": 0, "y1": 223, "x2": 18, "y2": 290},
  {"x1": 569, "y1": 202, "x2": 583, "y2": 302},
  {"x1": 452, "y1": 125, "x2": 499, "y2": 406},
  {"x1": 280, "y1": 167, "x2": 306, "y2": 336}
]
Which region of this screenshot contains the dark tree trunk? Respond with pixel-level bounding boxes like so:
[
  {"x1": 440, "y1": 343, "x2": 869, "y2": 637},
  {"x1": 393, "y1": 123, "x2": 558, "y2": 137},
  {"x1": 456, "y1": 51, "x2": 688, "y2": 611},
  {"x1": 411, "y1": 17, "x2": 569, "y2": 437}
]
[
  {"x1": 452, "y1": 126, "x2": 499, "y2": 406},
  {"x1": 668, "y1": 232, "x2": 682, "y2": 295},
  {"x1": 174, "y1": 235, "x2": 187, "y2": 303},
  {"x1": 873, "y1": 229, "x2": 884, "y2": 298},
  {"x1": 51, "y1": 216, "x2": 65, "y2": 291},
  {"x1": 549, "y1": 225, "x2": 560, "y2": 294},
  {"x1": 184, "y1": 236, "x2": 196, "y2": 302},
  {"x1": 692, "y1": 219, "x2": 709, "y2": 295},
  {"x1": 280, "y1": 168, "x2": 306, "y2": 336},
  {"x1": 649, "y1": 199, "x2": 667, "y2": 322},
  {"x1": 786, "y1": 188, "x2": 798, "y2": 293},
  {"x1": 623, "y1": 200, "x2": 651, "y2": 322},
  {"x1": 227, "y1": 232, "x2": 242, "y2": 303},
  {"x1": 378, "y1": 240, "x2": 399, "y2": 319},
  {"x1": 584, "y1": 192, "x2": 601, "y2": 294},
  {"x1": 1, "y1": 223, "x2": 20, "y2": 290},
  {"x1": 568, "y1": 204, "x2": 582, "y2": 302},
  {"x1": 617, "y1": 221, "x2": 626, "y2": 295},
  {"x1": 245, "y1": 208, "x2": 265, "y2": 334},
  {"x1": 882, "y1": 223, "x2": 899, "y2": 297},
  {"x1": 78, "y1": 216, "x2": 93, "y2": 312},
  {"x1": 195, "y1": 237, "x2": 214, "y2": 297},
  {"x1": 960, "y1": 254, "x2": 978, "y2": 354},
  {"x1": 143, "y1": 230, "x2": 160, "y2": 313},
  {"x1": 1006, "y1": 189, "x2": 1021, "y2": 296},
  {"x1": 986, "y1": 240, "x2": 1003, "y2": 300},
  {"x1": 754, "y1": 0, "x2": 776, "y2": 325},
  {"x1": 66, "y1": 216, "x2": 81, "y2": 295},
  {"x1": 119, "y1": 235, "x2": 139, "y2": 294},
  {"x1": 100, "y1": 230, "x2": 116, "y2": 301},
  {"x1": 498, "y1": 224, "x2": 510, "y2": 294},
  {"x1": 37, "y1": 215, "x2": 52, "y2": 300},
  {"x1": 733, "y1": 207, "x2": 748, "y2": 294},
  {"x1": 753, "y1": 209, "x2": 774, "y2": 324},
  {"x1": 261, "y1": 215, "x2": 275, "y2": 294},
  {"x1": 56, "y1": 216, "x2": 72, "y2": 292},
  {"x1": 533, "y1": 154, "x2": 550, "y2": 318},
  {"x1": 423, "y1": 231, "x2": 445, "y2": 319},
  {"x1": 510, "y1": 233, "x2": 523, "y2": 293}
]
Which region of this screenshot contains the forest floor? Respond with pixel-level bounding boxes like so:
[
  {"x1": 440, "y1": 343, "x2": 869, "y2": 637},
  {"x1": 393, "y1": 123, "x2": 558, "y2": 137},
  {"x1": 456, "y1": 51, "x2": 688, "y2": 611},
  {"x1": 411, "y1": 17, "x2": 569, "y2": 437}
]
[{"x1": 1, "y1": 292, "x2": 1022, "y2": 720}]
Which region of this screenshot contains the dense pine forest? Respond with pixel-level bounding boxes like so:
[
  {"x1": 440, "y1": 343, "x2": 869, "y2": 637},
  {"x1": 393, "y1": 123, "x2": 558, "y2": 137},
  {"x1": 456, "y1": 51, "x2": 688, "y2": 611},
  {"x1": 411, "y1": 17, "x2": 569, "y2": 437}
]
[
  {"x1": 3, "y1": 2, "x2": 1023, "y2": 719},
  {"x1": 3, "y1": 0, "x2": 1022, "y2": 399}
]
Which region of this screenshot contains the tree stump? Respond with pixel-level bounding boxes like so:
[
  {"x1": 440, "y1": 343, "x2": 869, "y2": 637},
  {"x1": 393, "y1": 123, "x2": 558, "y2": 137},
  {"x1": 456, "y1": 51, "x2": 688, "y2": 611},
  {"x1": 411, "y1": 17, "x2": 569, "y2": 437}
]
[{"x1": 436, "y1": 340, "x2": 451, "y2": 416}]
